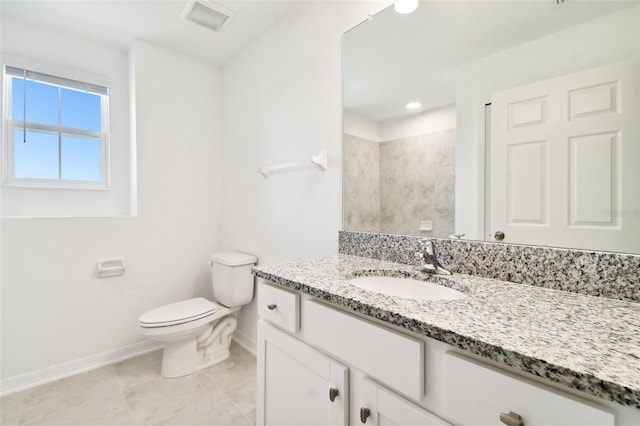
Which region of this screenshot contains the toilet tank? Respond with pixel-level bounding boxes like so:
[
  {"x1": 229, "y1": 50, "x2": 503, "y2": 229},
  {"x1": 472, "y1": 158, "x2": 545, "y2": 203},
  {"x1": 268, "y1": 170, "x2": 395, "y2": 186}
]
[{"x1": 210, "y1": 252, "x2": 257, "y2": 308}]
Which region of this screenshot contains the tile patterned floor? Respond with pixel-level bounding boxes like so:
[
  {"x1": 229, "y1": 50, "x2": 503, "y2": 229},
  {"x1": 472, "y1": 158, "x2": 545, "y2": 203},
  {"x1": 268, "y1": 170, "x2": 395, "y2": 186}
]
[{"x1": 1, "y1": 342, "x2": 256, "y2": 425}]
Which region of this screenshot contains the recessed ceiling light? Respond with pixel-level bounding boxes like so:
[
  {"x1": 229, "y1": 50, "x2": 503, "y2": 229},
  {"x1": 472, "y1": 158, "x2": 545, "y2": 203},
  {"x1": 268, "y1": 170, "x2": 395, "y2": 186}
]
[
  {"x1": 406, "y1": 101, "x2": 421, "y2": 110},
  {"x1": 394, "y1": 0, "x2": 419, "y2": 14}
]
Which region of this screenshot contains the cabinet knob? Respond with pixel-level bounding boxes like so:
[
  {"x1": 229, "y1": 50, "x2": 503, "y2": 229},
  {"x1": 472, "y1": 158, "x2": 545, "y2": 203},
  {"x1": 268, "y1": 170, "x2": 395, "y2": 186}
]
[
  {"x1": 499, "y1": 411, "x2": 524, "y2": 426},
  {"x1": 329, "y1": 387, "x2": 339, "y2": 402},
  {"x1": 266, "y1": 304, "x2": 277, "y2": 310},
  {"x1": 360, "y1": 407, "x2": 371, "y2": 424},
  {"x1": 494, "y1": 231, "x2": 505, "y2": 241}
]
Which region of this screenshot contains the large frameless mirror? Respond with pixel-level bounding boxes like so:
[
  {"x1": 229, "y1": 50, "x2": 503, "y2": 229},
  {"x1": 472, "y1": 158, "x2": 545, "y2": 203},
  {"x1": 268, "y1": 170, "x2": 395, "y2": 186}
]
[{"x1": 342, "y1": 0, "x2": 640, "y2": 254}]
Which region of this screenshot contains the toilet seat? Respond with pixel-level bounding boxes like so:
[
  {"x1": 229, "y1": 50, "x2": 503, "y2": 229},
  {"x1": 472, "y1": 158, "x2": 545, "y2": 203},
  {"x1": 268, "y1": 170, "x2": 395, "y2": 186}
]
[{"x1": 138, "y1": 297, "x2": 227, "y2": 328}]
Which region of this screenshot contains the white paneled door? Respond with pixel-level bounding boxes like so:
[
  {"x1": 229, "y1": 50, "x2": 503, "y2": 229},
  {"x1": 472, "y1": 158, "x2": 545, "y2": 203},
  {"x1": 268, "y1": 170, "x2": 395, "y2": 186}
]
[{"x1": 489, "y1": 61, "x2": 639, "y2": 252}]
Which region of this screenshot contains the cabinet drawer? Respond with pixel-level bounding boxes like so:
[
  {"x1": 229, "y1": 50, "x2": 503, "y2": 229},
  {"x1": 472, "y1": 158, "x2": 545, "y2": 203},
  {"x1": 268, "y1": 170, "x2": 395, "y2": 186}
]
[
  {"x1": 258, "y1": 281, "x2": 300, "y2": 333},
  {"x1": 444, "y1": 352, "x2": 614, "y2": 426},
  {"x1": 304, "y1": 300, "x2": 424, "y2": 401}
]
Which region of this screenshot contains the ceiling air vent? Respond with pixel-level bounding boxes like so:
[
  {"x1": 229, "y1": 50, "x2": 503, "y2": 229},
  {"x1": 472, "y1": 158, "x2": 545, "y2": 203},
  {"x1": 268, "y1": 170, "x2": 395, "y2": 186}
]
[{"x1": 181, "y1": 0, "x2": 235, "y2": 32}]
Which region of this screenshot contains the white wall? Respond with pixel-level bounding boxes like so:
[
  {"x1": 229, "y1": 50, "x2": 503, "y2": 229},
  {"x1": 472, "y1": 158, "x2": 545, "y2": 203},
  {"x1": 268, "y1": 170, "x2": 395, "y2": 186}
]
[
  {"x1": 0, "y1": 18, "x2": 131, "y2": 217},
  {"x1": 343, "y1": 110, "x2": 381, "y2": 142},
  {"x1": 344, "y1": 105, "x2": 456, "y2": 143},
  {"x1": 221, "y1": 0, "x2": 389, "y2": 349},
  {"x1": 0, "y1": 38, "x2": 223, "y2": 393},
  {"x1": 380, "y1": 104, "x2": 456, "y2": 141}
]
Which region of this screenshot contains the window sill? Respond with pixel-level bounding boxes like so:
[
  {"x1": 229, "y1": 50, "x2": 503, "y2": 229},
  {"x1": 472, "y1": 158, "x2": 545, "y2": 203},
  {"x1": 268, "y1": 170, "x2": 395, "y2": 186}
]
[{"x1": 3, "y1": 178, "x2": 110, "y2": 191}]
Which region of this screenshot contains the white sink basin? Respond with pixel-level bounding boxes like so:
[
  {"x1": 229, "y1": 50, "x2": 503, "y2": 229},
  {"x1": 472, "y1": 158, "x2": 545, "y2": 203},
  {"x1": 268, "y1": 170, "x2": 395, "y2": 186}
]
[{"x1": 348, "y1": 275, "x2": 467, "y2": 301}]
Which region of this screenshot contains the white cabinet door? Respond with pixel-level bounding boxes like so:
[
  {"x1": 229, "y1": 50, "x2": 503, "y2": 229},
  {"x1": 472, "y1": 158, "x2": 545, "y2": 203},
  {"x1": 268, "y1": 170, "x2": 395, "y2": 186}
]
[
  {"x1": 489, "y1": 61, "x2": 639, "y2": 252},
  {"x1": 358, "y1": 377, "x2": 452, "y2": 426},
  {"x1": 257, "y1": 320, "x2": 348, "y2": 426}
]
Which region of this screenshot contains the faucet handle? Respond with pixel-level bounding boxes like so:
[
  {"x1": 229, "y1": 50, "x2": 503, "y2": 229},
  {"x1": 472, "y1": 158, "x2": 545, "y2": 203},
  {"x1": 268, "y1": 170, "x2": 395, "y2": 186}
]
[
  {"x1": 415, "y1": 238, "x2": 452, "y2": 275},
  {"x1": 423, "y1": 239, "x2": 435, "y2": 255}
]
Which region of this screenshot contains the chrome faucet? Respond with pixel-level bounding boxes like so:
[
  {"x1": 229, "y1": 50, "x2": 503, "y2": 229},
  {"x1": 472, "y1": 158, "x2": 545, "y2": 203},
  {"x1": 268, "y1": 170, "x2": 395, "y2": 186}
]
[{"x1": 414, "y1": 239, "x2": 452, "y2": 275}]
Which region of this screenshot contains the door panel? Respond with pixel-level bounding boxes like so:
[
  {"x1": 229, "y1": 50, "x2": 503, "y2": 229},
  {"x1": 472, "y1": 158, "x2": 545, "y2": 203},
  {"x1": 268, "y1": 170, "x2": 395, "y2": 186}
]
[
  {"x1": 490, "y1": 61, "x2": 639, "y2": 252},
  {"x1": 569, "y1": 131, "x2": 618, "y2": 226},
  {"x1": 507, "y1": 140, "x2": 548, "y2": 224},
  {"x1": 508, "y1": 96, "x2": 547, "y2": 128},
  {"x1": 569, "y1": 80, "x2": 619, "y2": 119}
]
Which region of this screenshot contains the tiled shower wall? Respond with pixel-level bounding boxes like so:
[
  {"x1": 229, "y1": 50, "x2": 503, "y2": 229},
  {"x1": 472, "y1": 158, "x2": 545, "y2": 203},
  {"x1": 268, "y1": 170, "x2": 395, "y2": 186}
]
[
  {"x1": 343, "y1": 134, "x2": 380, "y2": 232},
  {"x1": 343, "y1": 128, "x2": 455, "y2": 238}
]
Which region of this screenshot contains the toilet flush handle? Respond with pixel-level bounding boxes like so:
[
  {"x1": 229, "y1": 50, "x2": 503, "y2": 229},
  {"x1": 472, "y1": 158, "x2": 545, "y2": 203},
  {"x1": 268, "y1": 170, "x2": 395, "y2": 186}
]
[{"x1": 267, "y1": 304, "x2": 277, "y2": 310}]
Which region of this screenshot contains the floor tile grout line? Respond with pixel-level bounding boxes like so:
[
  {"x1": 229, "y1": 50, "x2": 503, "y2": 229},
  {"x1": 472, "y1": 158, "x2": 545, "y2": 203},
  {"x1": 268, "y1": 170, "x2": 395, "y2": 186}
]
[
  {"x1": 224, "y1": 372, "x2": 257, "y2": 423},
  {"x1": 111, "y1": 350, "x2": 164, "y2": 394},
  {"x1": 224, "y1": 374, "x2": 257, "y2": 395},
  {"x1": 224, "y1": 390, "x2": 255, "y2": 425},
  {"x1": 119, "y1": 386, "x2": 135, "y2": 426},
  {"x1": 15, "y1": 395, "x2": 23, "y2": 426}
]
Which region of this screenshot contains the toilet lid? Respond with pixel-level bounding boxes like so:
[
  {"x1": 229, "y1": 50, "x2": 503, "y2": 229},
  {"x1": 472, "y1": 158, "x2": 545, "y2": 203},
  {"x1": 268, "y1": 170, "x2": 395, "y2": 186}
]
[{"x1": 138, "y1": 297, "x2": 222, "y2": 328}]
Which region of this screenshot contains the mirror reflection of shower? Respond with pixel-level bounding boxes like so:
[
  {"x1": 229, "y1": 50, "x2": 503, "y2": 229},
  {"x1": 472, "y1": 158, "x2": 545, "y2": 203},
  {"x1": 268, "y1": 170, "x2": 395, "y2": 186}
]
[{"x1": 343, "y1": 106, "x2": 455, "y2": 238}]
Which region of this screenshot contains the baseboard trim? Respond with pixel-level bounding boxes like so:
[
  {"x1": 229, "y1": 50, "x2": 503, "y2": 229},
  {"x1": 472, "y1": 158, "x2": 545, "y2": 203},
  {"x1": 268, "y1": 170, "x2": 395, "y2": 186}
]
[
  {"x1": 232, "y1": 329, "x2": 256, "y2": 356},
  {"x1": 0, "y1": 340, "x2": 162, "y2": 396}
]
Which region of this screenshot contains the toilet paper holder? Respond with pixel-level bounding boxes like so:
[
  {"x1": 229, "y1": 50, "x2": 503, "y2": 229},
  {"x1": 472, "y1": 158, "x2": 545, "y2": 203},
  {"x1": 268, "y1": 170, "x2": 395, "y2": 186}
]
[{"x1": 96, "y1": 258, "x2": 126, "y2": 278}]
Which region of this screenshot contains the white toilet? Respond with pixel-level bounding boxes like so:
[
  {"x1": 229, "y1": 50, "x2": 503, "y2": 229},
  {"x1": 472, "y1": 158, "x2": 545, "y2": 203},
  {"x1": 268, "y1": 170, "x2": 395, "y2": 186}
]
[{"x1": 138, "y1": 252, "x2": 257, "y2": 378}]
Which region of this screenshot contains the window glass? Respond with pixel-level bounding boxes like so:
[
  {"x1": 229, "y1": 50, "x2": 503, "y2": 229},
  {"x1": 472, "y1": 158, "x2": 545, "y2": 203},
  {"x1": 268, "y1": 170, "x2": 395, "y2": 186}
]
[
  {"x1": 61, "y1": 135, "x2": 101, "y2": 181},
  {"x1": 11, "y1": 79, "x2": 59, "y2": 126},
  {"x1": 4, "y1": 66, "x2": 109, "y2": 188},
  {"x1": 14, "y1": 129, "x2": 59, "y2": 179},
  {"x1": 61, "y1": 88, "x2": 101, "y2": 131},
  {"x1": 10, "y1": 78, "x2": 24, "y2": 120}
]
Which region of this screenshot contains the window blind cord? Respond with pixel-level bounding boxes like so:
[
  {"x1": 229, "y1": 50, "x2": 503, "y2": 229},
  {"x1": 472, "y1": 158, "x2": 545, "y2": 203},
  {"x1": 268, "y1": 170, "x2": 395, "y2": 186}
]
[{"x1": 22, "y1": 69, "x2": 26, "y2": 143}]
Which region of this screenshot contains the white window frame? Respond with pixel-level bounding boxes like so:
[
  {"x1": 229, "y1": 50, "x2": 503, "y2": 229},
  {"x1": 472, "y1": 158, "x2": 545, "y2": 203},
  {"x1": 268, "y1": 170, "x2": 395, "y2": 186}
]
[{"x1": 2, "y1": 63, "x2": 110, "y2": 190}]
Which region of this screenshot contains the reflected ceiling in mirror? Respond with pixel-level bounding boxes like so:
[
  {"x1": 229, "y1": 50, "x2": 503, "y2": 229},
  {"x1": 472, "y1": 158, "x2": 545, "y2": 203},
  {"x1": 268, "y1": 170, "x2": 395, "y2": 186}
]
[{"x1": 342, "y1": 0, "x2": 640, "y2": 254}]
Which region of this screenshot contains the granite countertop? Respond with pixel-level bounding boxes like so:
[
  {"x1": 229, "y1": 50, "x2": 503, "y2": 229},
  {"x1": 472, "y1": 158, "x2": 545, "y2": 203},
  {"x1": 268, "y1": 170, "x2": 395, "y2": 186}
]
[{"x1": 252, "y1": 254, "x2": 640, "y2": 408}]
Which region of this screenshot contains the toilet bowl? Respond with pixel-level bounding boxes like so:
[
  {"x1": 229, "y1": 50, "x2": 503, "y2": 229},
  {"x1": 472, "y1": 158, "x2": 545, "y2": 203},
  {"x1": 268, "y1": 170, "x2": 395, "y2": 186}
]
[{"x1": 138, "y1": 252, "x2": 257, "y2": 378}]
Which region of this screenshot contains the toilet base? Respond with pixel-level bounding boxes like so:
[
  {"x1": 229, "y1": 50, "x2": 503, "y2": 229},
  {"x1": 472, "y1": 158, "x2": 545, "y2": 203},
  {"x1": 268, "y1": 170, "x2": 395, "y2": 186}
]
[
  {"x1": 161, "y1": 337, "x2": 199, "y2": 378},
  {"x1": 160, "y1": 315, "x2": 238, "y2": 378}
]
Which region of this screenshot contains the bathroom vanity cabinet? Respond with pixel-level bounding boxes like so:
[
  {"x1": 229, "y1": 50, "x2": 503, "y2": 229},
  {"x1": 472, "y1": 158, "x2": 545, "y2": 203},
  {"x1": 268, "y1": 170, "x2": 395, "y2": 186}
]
[
  {"x1": 256, "y1": 279, "x2": 634, "y2": 426},
  {"x1": 257, "y1": 280, "x2": 447, "y2": 426}
]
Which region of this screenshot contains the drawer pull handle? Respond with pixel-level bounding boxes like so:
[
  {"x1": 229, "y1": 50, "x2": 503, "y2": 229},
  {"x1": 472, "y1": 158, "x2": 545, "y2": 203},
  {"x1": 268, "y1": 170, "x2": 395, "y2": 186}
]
[
  {"x1": 360, "y1": 407, "x2": 371, "y2": 423},
  {"x1": 266, "y1": 304, "x2": 277, "y2": 310},
  {"x1": 500, "y1": 411, "x2": 524, "y2": 426},
  {"x1": 329, "y1": 387, "x2": 339, "y2": 402}
]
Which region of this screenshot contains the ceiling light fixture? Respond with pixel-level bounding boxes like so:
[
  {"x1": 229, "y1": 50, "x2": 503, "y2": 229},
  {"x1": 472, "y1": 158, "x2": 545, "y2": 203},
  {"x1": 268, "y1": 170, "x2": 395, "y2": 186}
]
[
  {"x1": 406, "y1": 101, "x2": 421, "y2": 110},
  {"x1": 394, "y1": 0, "x2": 419, "y2": 14}
]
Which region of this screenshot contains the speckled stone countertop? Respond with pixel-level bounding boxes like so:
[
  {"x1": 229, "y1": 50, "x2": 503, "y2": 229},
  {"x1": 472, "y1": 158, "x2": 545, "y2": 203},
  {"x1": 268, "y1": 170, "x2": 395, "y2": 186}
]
[{"x1": 252, "y1": 254, "x2": 640, "y2": 408}]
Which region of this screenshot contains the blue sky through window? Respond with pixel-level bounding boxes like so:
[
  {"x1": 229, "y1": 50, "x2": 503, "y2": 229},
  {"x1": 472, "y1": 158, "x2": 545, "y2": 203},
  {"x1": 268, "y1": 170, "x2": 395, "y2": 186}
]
[
  {"x1": 61, "y1": 88, "x2": 101, "y2": 131},
  {"x1": 12, "y1": 78, "x2": 58, "y2": 126},
  {"x1": 10, "y1": 76, "x2": 103, "y2": 182},
  {"x1": 61, "y1": 135, "x2": 100, "y2": 181},
  {"x1": 14, "y1": 129, "x2": 59, "y2": 179}
]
